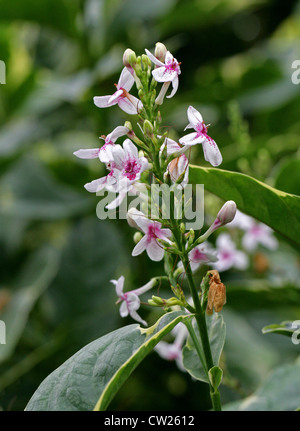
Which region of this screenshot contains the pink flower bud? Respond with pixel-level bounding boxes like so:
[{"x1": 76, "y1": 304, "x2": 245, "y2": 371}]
[{"x1": 216, "y1": 201, "x2": 237, "y2": 226}]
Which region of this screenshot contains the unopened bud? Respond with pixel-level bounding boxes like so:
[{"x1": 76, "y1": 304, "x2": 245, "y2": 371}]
[
  {"x1": 124, "y1": 121, "x2": 133, "y2": 132},
  {"x1": 127, "y1": 208, "x2": 145, "y2": 230},
  {"x1": 154, "y1": 42, "x2": 167, "y2": 63},
  {"x1": 216, "y1": 200, "x2": 237, "y2": 226},
  {"x1": 143, "y1": 120, "x2": 154, "y2": 137},
  {"x1": 123, "y1": 48, "x2": 137, "y2": 69},
  {"x1": 133, "y1": 232, "x2": 143, "y2": 244},
  {"x1": 180, "y1": 222, "x2": 186, "y2": 234}
]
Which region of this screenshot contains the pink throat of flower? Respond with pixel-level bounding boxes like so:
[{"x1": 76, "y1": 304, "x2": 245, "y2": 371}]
[
  {"x1": 124, "y1": 159, "x2": 140, "y2": 180},
  {"x1": 165, "y1": 59, "x2": 180, "y2": 74},
  {"x1": 147, "y1": 224, "x2": 159, "y2": 241},
  {"x1": 196, "y1": 122, "x2": 208, "y2": 136},
  {"x1": 192, "y1": 248, "x2": 207, "y2": 262}
]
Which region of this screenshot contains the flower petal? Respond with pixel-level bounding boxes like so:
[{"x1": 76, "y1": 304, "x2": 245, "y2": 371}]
[
  {"x1": 166, "y1": 75, "x2": 179, "y2": 98},
  {"x1": 145, "y1": 49, "x2": 164, "y2": 67},
  {"x1": 146, "y1": 239, "x2": 165, "y2": 261},
  {"x1": 118, "y1": 67, "x2": 134, "y2": 91},
  {"x1": 73, "y1": 148, "x2": 100, "y2": 159},
  {"x1": 132, "y1": 235, "x2": 148, "y2": 256},
  {"x1": 111, "y1": 275, "x2": 125, "y2": 297},
  {"x1": 119, "y1": 300, "x2": 129, "y2": 318},
  {"x1": 123, "y1": 138, "x2": 139, "y2": 160},
  {"x1": 118, "y1": 97, "x2": 139, "y2": 115},
  {"x1": 84, "y1": 176, "x2": 108, "y2": 193},
  {"x1": 108, "y1": 89, "x2": 123, "y2": 105},
  {"x1": 93, "y1": 95, "x2": 115, "y2": 108},
  {"x1": 187, "y1": 106, "x2": 203, "y2": 128},
  {"x1": 179, "y1": 132, "x2": 205, "y2": 146},
  {"x1": 129, "y1": 309, "x2": 148, "y2": 326},
  {"x1": 152, "y1": 66, "x2": 177, "y2": 83},
  {"x1": 106, "y1": 125, "x2": 129, "y2": 143},
  {"x1": 202, "y1": 137, "x2": 222, "y2": 167}
]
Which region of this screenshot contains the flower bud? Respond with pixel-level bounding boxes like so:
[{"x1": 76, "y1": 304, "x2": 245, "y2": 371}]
[
  {"x1": 143, "y1": 119, "x2": 154, "y2": 137},
  {"x1": 154, "y1": 42, "x2": 167, "y2": 63},
  {"x1": 123, "y1": 48, "x2": 137, "y2": 69},
  {"x1": 127, "y1": 208, "x2": 145, "y2": 230},
  {"x1": 133, "y1": 232, "x2": 143, "y2": 244},
  {"x1": 216, "y1": 200, "x2": 237, "y2": 226}
]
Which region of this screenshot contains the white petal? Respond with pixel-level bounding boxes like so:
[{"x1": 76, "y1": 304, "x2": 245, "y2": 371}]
[
  {"x1": 84, "y1": 176, "x2": 107, "y2": 193},
  {"x1": 99, "y1": 144, "x2": 114, "y2": 163},
  {"x1": 146, "y1": 240, "x2": 165, "y2": 261},
  {"x1": 106, "y1": 126, "x2": 129, "y2": 143},
  {"x1": 202, "y1": 138, "x2": 222, "y2": 167},
  {"x1": 129, "y1": 310, "x2": 148, "y2": 326},
  {"x1": 132, "y1": 235, "x2": 148, "y2": 256},
  {"x1": 112, "y1": 275, "x2": 125, "y2": 297},
  {"x1": 125, "y1": 292, "x2": 141, "y2": 312},
  {"x1": 93, "y1": 95, "x2": 114, "y2": 108},
  {"x1": 145, "y1": 49, "x2": 164, "y2": 67},
  {"x1": 119, "y1": 300, "x2": 129, "y2": 318},
  {"x1": 165, "y1": 51, "x2": 174, "y2": 63},
  {"x1": 108, "y1": 89, "x2": 123, "y2": 105},
  {"x1": 105, "y1": 191, "x2": 127, "y2": 210},
  {"x1": 166, "y1": 75, "x2": 179, "y2": 98},
  {"x1": 111, "y1": 144, "x2": 125, "y2": 169},
  {"x1": 187, "y1": 106, "x2": 203, "y2": 127},
  {"x1": 73, "y1": 148, "x2": 99, "y2": 159},
  {"x1": 118, "y1": 67, "x2": 134, "y2": 91},
  {"x1": 123, "y1": 138, "x2": 139, "y2": 160},
  {"x1": 118, "y1": 97, "x2": 139, "y2": 115},
  {"x1": 134, "y1": 217, "x2": 153, "y2": 234},
  {"x1": 179, "y1": 132, "x2": 204, "y2": 146},
  {"x1": 152, "y1": 66, "x2": 177, "y2": 83}
]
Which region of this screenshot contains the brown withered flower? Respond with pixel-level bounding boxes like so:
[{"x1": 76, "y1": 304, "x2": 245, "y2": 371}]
[{"x1": 206, "y1": 270, "x2": 226, "y2": 315}]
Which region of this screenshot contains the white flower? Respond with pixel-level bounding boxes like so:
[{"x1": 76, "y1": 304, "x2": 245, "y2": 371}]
[
  {"x1": 179, "y1": 106, "x2": 222, "y2": 167},
  {"x1": 73, "y1": 125, "x2": 129, "y2": 163},
  {"x1": 154, "y1": 323, "x2": 188, "y2": 371},
  {"x1": 229, "y1": 210, "x2": 278, "y2": 252},
  {"x1": 188, "y1": 242, "x2": 218, "y2": 272},
  {"x1": 94, "y1": 67, "x2": 142, "y2": 115},
  {"x1": 111, "y1": 276, "x2": 155, "y2": 326},
  {"x1": 145, "y1": 48, "x2": 181, "y2": 101},
  {"x1": 214, "y1": 233, "x2": 248, "y2": 272},
  {"x1": 132, "y1": 217, "x2": 172, "y2": 262}
]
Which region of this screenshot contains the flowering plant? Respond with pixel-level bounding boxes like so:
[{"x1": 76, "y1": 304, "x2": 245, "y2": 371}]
[{"x1": 25, "y1": 42, "x2": 300, "y2": 412}]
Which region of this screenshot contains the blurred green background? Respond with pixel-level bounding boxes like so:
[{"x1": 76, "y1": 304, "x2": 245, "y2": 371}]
[{"x1": 0, "y1": 0, "x2": 300, "y2": 411}]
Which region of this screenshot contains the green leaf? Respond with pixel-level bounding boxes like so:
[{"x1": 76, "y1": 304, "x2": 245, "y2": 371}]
[
  {"x1": 182, "y1": 313, "x2": 226, "y2": 383},
  {"x1": 25, "y1": 311, "x2": 192, "y2": 411},
  {"x1": 189, "y1": 165, "x2": 300, "y2": 246},
  {"x1": 223, "y1": 362, "x2": 300, "y2": 411},
  {"x1": 0, "y1": 247, "x2": 60, "y2": 363},
  {"x1": 208, "y1": 365, "x2": 223, "y2": 391},
  {"x1": 262, "y1": 320, "x2": 300, "y2": 338}
]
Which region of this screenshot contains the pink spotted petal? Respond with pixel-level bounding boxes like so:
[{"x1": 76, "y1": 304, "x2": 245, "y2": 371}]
[
  {"x1": 187, "y1": 106, "x2": 203, "y2": 128},
  {"x1": 166, "y1": 75, "x2": 179, "y2": 98},
  {"x1": 152, "y1": 66, "x2": 178, "y2": 83},
  {"x1": 202, "y1": 137, "x2": 222, "y2": 167},
  {"x1": 179, "y1": 132, "x2": 205, "y2": 146}
]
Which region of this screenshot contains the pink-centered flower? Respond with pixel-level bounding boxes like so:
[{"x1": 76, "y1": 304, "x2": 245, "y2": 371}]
[
  {"x1": 154, "y1": 323, "x2": 188, "y2": 371},
  {"x1": 179, "y1": 106, "x2": 222, "y2": 167},
  {"x1": 229, "y1": 210, "x2": 278, "y2": 252},
  {"x1": 188, "y1": 242, "x2": 218, "y2": 272},
  {"x1": 214, "y1": 233, "x2": 248, "y2": 272},
  {"x1": 111, "y1": 275, "x2": 155, "y2": 326},
  {"x1": 94, "y1": 67, "x2": 143, "y2": 115},
  {"x1": 73, "y1": 125, "x2": 129, "y2": 164},
  {"x1": 132, "y1": 217, "x2": 172, "y2": 262},
  {"x1": 82, "y1": 139, "x2": 149, "y2": 209},
  {"x1": 145, "y1": 48, "x2": 181, "y2": 100}
]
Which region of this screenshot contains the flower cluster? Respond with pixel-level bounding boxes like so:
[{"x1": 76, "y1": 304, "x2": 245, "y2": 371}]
[{"x1": 74, "y1": 42, "x2": 237, "y2": 328}]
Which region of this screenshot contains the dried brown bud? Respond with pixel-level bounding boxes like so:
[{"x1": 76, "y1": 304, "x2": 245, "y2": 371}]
[{"x1": 206, "y1": 270, "x2": 226, "y2": 315}]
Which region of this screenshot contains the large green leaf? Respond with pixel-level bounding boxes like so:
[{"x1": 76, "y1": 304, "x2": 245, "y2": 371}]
[
  {"x1": 182, "y1": 313, "x2": 226, "y2": 383},
  {"x1": 189, "y1": 165, "x2": 300, "y2": 246},
  {"x1": 25, "y1": 311, "x2": 192, "y2": 411},
  {"x1": 223, "y1": 362, "x2": 300, "y2": 411}
]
